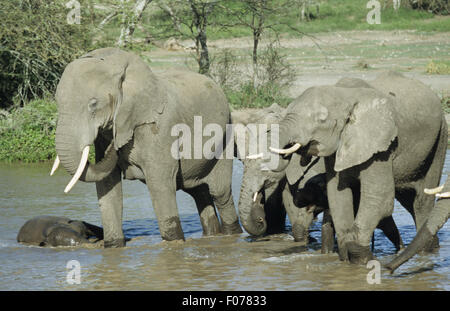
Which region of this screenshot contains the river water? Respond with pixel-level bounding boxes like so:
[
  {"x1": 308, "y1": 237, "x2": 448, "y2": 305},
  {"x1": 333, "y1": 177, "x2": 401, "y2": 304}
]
[{"x1": 0, "y1": 153, "x2": 449, "y2": 291}]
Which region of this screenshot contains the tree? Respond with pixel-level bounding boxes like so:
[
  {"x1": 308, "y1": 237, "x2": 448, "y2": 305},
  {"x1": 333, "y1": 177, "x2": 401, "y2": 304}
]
[
  {"x1": 157, "y1": 0, "x2": 219, "y2": 74},
  {"x1": 117, "y1": 0, "x2": 153, "y2": 47}
]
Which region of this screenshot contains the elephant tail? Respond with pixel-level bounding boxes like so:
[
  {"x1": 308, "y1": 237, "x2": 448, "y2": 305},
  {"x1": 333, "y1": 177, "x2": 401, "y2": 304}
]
[{"x1": 385, "y1": 224, "x2": 434, "y2": 273}]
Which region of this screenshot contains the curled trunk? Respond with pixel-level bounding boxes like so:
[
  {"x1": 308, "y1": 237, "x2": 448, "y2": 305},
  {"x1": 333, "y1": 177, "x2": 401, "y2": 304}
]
[
  {"x1": 55, "y1": 121, "x2": 118, "y2": 184},
  {"x1": 386, "y1": 197, "x2": 450, "y2": 273}
]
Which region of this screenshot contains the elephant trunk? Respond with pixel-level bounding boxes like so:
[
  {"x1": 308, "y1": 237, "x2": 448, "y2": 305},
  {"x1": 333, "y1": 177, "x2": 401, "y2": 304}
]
[
  {"x1": 386, "y1": 197, "x2": 450, "y2": 273},
  {"x1": 238, "y1": 185, "x2": 267, "y2": 236},
  {"x1": 55, "y1": 118, "x2": 118, "y2": 191}
]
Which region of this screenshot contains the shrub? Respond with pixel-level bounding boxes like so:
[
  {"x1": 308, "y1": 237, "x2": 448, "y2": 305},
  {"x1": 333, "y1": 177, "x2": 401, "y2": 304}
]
[{"x1": 0, "y1": 98, "x2": 57, "y2": 162}]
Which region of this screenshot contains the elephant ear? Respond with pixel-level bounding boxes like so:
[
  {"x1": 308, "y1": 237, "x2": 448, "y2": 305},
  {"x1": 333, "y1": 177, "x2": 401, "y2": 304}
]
[
  {"x1": 112, "y1": 52, "x2": 167, "y2": 149},
  {"x1": 335, "y1": 97, "x2": 397, "y2": 172}
]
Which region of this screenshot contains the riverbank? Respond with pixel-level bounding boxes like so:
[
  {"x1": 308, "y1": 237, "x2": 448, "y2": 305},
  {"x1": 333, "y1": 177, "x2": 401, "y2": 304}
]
[{"x1": 1, "y1": 29, "x2": 449, "y2": 162}]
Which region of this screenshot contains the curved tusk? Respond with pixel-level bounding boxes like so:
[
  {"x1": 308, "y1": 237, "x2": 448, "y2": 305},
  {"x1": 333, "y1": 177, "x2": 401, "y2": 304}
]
[
  {"x1": 269, "y1": 143, "x2": 301, "y2": 155},
  {"x1": 436, "y1": 192, "x2": 450, "y2": 198},
  {"x1": 424, "y1": 184, "x2": 444, "y2": 195},
  {"x1": 253, "y1": 192, "x2": 259, "y2": 202},
  {"x1": 50, "y1": 155, "x2": 60, "y2": 176},
  {"x1": 246, "y1": 153, "x2": 264, "y2": 160},
  {"x1": 64, "y1": 146, "x2": 90, "y2": 194}
]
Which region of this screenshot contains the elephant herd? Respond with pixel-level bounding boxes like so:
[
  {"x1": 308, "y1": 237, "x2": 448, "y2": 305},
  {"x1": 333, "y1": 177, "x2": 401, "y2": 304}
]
[{"x1": 18, "y1": 48, "x2": 449, "y2": 274}]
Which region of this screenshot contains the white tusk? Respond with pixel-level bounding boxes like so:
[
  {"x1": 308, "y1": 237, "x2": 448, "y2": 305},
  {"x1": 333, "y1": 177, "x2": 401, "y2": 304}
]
[
  {"x1": 64, "y1": 146, "x2": 90, "y2": 194},
  {"x1": 269, "y1": 143, "x2": 301, "y2": 155},
  {"x1": 424, "y1": 185, "x2": 445, "y2": 195},
  {"x1": 436, "y1": 192, "x2": 450, "y2": 198},
  {"x1": 253, "y1": 192, "x2": 258, "y2": 202},
  {"x1": 50, "y1": 155, "x2": 60, "y2": 176},
  {"x1": 246, "y1": 153, "x2": 264, "y2": 160}
]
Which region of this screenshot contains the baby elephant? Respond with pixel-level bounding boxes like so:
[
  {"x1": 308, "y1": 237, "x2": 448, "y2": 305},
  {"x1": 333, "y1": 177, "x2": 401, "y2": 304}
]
[
  {"x1": 17, "y1": 216, "x2": 103, "y2": 247},
  {"x1": 294, "y1": 174, "x2": 404, "y2": 254}
]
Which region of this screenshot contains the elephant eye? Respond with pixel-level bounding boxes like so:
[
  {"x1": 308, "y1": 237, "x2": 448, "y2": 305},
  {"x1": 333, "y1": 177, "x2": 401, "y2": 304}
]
[{"x1": 88, "y1": 98, "x2": 98, "y2": 112}]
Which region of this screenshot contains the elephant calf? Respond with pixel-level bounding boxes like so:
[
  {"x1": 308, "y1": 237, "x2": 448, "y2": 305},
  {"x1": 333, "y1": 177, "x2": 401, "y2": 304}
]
[
  {"x1": 294, "y1": 173, "x2": 404, "y2": 253},
  {"x1": 17, "y1": 216, "x2": 103, "y2": 247}
]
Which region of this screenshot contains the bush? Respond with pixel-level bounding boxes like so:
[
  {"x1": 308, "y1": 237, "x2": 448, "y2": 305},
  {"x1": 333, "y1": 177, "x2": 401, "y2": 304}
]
[
  {"x1": 409, "y1": 0, "x2": 449, "y2": 15},
  {"x1": 0, "y1": 98, "x2": 57, "y2": 162},
  {"x1": 210, "y1": 43, "x2": 295, "y2": 109},
  {"x1": 426, "y1": 60, "x2": 450, "y2": 74},
  {"x1": 0, "y1": 0, "x2": 94, "y2": 108}
]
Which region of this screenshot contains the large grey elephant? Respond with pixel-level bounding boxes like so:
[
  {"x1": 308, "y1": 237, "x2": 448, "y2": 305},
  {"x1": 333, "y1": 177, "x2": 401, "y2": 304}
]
[
  {"x1": 386, "y1": 175, "x2": 450, "y2": 273},
  {"x1": 17, "y1": 216, "x2": 103, "y2": 247},
  {"x1": 232, "y1": 103, "x2": 331, "y2": 246},
  {"x1": 51, "y1": 48, "x2": 242, "y2": 247},
  {"x1": 256, "y1": 71, "x2": 447, "y2": 263}
]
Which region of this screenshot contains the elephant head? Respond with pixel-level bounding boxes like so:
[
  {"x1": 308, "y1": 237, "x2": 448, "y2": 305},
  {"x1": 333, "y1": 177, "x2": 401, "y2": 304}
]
[
  {"x1": 52, "y1": 48, "x2": 166, "y2": 192},
  {"x1": 232, "y1": 104, "x2": 321, "y2": 238},
  {"x1": 269, "y1": 85, "x2": 397, "y2": 174},
  {"x1": 386, "y1": 176, "x2": 450, "y2": 273}
]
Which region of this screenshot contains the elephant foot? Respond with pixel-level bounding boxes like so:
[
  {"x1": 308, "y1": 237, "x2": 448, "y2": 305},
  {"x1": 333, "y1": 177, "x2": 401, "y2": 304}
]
[
  {"x1": 104, "y1": 238, "x2": 126, "y2": 248},
  {"x1": 292, "y1": 223, "x2": 308, "y2": 245},
  {"x1": 346, "y1": 241, "x2": 373, "y2": 264},
  {"x1": 160, "y1": 217, "x2": 185, "y2": 241},
  {"x1": 321, "y1": 224, "x2": 335, "y2": 254},
  {"x1": 221, "y1": 221, "x2": 243, "y2": 235},
  {"x1": 201, "y1": 215, "x2": 222, "y2": 236}
]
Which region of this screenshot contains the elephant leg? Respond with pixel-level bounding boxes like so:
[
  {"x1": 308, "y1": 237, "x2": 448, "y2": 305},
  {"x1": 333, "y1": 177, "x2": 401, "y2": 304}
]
[
  {"x1": 95, "y1": 137, "x2": 125, "y2": 248},
  {"x1": 325, "y1": 158, "x2": 355, "y2": 261},
  {"x1": 207, "y1": 160, "x2": 242, "y2": 235},
  {"x1": 282, "y1": 183, "x2": 313, "y2": 244},
  {"x1": 146, "y1": 170, "x2": 184, "y2": 241},
  {"x1": 348, "y1": 158, "x2": 395, "y2": 264},
  {"x1": 414, "y1": 118, "x2": 447, "y2": 252},
  {"x1": 321, "y1": 209, "x2": 335, "y2": 254},
  {"x1": 376, "y1": 215, "x2": 403, "y2": 251},
  {"x1": 185, "y1": 184, "x2": 221, "y2": 236}
]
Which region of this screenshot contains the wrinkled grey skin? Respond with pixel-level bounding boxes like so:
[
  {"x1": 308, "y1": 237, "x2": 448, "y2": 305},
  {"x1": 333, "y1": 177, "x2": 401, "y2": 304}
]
[
  {"x1": 294, "y1": 173, "x2": 404, "y2": 253},
  {"x1": 261, "y1": 71, "x2": 447, "y2": 264},
  {"x1": 17, "y1": 216, "x2": 103, "y2": 247},
  {"x1": 386, "y1": 174, "x2": 450, "y2": 273},
  {"x1": 232, "y1": 104, "x2": 326, "y2": 245},
  {"x1": 55, "y1": 48, "x2": 242, "y2": 247}
]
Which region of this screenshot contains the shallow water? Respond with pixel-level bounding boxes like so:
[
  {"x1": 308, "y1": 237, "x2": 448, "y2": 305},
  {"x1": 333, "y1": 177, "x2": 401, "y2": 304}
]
[{"x1": 0, "y1": 152, "x2": 449, "y2": 291}]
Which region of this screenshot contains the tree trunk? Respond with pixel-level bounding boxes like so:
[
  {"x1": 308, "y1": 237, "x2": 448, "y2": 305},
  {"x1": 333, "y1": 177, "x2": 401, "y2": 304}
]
[{"x1": 117, "y1": 0, "x2": 152, "y2": 48}]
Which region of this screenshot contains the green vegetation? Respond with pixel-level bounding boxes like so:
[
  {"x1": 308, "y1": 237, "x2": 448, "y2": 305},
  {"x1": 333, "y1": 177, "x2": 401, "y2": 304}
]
[
  {"x1": 427, "y1": 60, "x2": 450, "y2": 74},
  {"x1": 0, "y1": 99, "x2": 57, "y2": 162},
  {"x1": 0, "y1": 0, "x2": 449, "y2": 162}
]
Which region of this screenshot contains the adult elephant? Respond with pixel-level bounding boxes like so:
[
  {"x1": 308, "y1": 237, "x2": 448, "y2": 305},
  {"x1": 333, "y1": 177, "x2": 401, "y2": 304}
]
[
  {"x1": 51, "y1": 48, "x2": 242, "y2": 247},
  {"x1": 264, "y1": 71, "x2": 447, "y2": 263},
  {"x1": 386, "y1": 175, "x2": 450, "y2": 273},
  {"x1": 232, "y1": 103, "x2": 328, "y2": 245},
  {"x1": 17, "y1": 216, "x2": 103, "y2": 247}
]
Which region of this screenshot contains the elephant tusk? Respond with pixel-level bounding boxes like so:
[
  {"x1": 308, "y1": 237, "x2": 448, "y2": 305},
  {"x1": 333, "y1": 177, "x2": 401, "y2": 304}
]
[
  {"x1": 436, "y1": 192, "x2": 450, "y2": 198},
  {"x1": 253, "y1": 192, "x2": 259, "y2": 202},
  {"x1": 424, "y1": 185, "x2": 445, "y2": 195},
  {"x1": 246, "y1": 153, "x2": 264, "y2": 160},
  {"x1": 64, "y1": 146, "x2": 90, "y2": 194},
  {"x1": 50, "y1": 155, "x2": 60, "y2": 176},
  {"x1": 269, "y1": 143, "x2": 301, "y2": 155}
]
